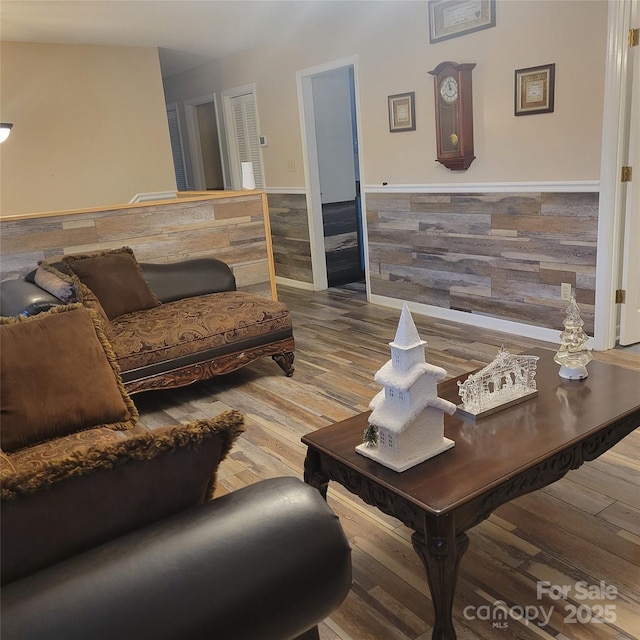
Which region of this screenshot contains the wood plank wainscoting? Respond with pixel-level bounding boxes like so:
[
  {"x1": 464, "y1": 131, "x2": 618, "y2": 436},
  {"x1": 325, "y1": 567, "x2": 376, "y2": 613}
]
[
  {"x1": 267, "y1": 188, "x2": 599, "y2": 335},
  {"x1": 0, "y1": 191, "x2": 276, "y2": 299},
  {"x1": 366, "y1": 191, "x2": 598, "y2": 335},
  {"x1": 267, "y1": 192, "x2": 314, "y2": 285},
  {"x1": 267, "y1": 192, "x2": 363, "y2": 288},
  {"x1": 134, "y1": 286, "x2": 639, "y2": 640}
]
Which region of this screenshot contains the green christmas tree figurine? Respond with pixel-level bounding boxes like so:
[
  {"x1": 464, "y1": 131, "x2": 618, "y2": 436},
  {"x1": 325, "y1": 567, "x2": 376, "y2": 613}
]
[
  {"x1": 554, "y1": 296, "x2": 592, "y2": 379},
  {"x1": 362, "y1": 424, "x2": 378, "y2": 447}
]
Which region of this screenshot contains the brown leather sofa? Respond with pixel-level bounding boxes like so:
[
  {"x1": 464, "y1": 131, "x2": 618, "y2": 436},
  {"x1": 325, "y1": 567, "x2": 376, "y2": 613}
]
[{"x1": 0, "y1": 250, "x2": 295, "y2": 394}]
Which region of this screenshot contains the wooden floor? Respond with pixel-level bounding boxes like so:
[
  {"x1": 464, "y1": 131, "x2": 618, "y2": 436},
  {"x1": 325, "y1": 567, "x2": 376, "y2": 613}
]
[{"x1": 135, "y1": 286, "x2": 640, "y2": 640}]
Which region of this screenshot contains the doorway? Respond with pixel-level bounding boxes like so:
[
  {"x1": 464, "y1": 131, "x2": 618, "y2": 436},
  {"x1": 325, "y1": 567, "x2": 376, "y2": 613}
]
[
  {"x1": 166, "y1": 102, "x2": 188, "y2": 191},
  {"x1": 196, "y1": 102, "x2": 224, "y2": 190},
  {"x1": 298, "y1": 57, "x2": 367, "y2": 293},
  {"x1": 184, "y1": 93, "x2": 226, "y2": 191}
]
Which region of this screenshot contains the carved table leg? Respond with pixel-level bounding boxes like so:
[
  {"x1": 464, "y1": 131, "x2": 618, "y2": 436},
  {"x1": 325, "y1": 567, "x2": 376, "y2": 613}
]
[
  {"x1": 303, "y1": 449, "x2": 329, "y2": 500},
  {"x1": 411, "y1": 516, "x2": 469, "y2": 640}
]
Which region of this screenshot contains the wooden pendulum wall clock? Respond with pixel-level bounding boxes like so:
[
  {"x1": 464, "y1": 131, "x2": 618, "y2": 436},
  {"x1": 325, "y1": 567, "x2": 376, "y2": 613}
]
[{"x1": 428, "y1": 61, "x2": 476, "y2": 171}]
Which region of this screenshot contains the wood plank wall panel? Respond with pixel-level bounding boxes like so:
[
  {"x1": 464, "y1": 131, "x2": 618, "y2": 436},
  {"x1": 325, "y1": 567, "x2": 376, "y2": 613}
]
[
  {"x1": 0, "y1": 194, "x2": 274, "y2": 298},
  {"x1": 366, "y1": 191, "x2": 599, "y2": 334},
  {"x1": 267, "y1": 193, "x2": 313, "y2": 283}
]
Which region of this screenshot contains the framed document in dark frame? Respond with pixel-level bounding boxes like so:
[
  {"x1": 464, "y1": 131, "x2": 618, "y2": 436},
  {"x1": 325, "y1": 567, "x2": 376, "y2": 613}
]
[
  {"x1": 388, "y1": 92, "x2": 416, "y2": 132},
  {"x1": 428, "y1": 0, "x2": 496, "y2": 44},
  {"x1": 515, "y1": 63, "x2": 556, "y2": 115}
]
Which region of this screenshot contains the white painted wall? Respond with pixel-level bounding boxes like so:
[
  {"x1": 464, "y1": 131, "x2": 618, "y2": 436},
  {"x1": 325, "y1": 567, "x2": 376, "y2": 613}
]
[
  {"x1": 0, "y1": 42, "x2": 176, "y2": 216},
  {"x1": 0, "y1": 2, "x2": 608, "y2": 218},
  {"x1": 194, "y1": 0, "x2": 607, "y2": 188}
]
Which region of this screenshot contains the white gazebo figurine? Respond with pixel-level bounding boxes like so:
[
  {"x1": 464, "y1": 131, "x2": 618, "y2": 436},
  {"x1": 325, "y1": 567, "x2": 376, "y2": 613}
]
[
  {"x1": 356, "y1": 304, "x2": 457, "y2": 472},
  {"x1": 456, "y1": 347, "x2": 539, "y2": 419}
]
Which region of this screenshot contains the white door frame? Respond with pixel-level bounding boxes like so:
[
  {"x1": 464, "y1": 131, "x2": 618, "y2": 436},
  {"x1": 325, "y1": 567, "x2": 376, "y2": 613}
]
[
  {"x1": 184, "y1": 93, "x2": 227, "y2": 191},
  {"x1": 296, "y1": 55, "x2": 369, "y2": 292},
  {"x1": 619, "y1": 0, "x2": 640, "y2": 344},
  {"x1": 594, "y1": 0, "x2": 637, "y2": 349}
]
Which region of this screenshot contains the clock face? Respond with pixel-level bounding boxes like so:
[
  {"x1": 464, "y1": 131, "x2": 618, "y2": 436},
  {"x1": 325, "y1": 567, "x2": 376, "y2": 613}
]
[{"x1": 440, "y1": 76, "x2": 458, "y2": 104}]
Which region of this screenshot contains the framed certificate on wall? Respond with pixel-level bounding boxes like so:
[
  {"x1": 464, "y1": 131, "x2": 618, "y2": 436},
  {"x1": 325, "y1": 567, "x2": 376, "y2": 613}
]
[
  {"x1": 515, "y1": 64, "x2": 556, "y2": 115},
  {"x1": 428, "y1": 0, "x2": 496, "y2": 44},
  {"x1": 388, "y1": 92, "x2": 416, "y2": 132}
]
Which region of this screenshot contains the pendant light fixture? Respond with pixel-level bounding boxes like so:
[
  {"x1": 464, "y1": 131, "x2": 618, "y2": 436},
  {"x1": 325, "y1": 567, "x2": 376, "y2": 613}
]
[{"x1": 0, "y1": 123, "x2": 14, "y2": 143}]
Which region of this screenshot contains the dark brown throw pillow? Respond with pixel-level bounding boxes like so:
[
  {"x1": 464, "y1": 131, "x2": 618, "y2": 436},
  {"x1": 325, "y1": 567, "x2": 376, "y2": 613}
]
[
  {"x1": 63, "y1": 247, "x2": 160, "y2": 320},
  {"x1": 0, "y1": 410, "x2": 245, "y2": 501},
  {"x1": 0, "y1": 410, "x2": 245, "y2": 584},
  {"x1": 0, "y1": 304, "x2": 138, "y2": 453},
  {"x1": 73, "y1": 280, "x2": 112, "y2": 335}
]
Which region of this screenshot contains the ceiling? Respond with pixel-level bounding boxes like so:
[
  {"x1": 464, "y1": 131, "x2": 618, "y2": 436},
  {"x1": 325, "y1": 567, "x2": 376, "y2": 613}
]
[{"x1": 0, "y1": 0, "x2": 355, "y2": 78}]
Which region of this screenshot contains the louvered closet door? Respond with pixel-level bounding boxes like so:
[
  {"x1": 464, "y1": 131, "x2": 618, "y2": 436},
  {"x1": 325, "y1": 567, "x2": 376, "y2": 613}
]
[{"x1": 230, "y1": 93, "x2": 264, "y2": 189}]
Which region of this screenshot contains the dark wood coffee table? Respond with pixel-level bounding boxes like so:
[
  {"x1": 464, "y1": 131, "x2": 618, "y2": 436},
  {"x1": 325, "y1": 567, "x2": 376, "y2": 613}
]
[{"x1": 302, "y1": 349, "x2": 640, "y2": 640}]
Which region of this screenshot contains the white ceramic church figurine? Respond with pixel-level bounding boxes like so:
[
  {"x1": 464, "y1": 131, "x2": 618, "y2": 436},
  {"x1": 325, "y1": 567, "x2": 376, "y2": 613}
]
[{"x1": 356, "y1": 304, "x2": 457, "y2": 472}]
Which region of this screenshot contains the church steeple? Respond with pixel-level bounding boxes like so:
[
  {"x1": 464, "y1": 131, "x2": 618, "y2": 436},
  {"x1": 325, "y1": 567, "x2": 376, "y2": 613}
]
[
  {"x1": 389, "y1": 304, "x2": 426, "y2": 372},
  {"x1": 390, "y1": 304, "x2": 425, "y2": 350}
]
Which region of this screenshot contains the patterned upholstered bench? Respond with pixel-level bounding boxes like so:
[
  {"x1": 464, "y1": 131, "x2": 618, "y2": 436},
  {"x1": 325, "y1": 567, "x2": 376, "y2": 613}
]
[
  {"x1": 0, "y1": 248, "x2": 295, "y2": 394},
  {"x1": 111, "y1": 289, "x2": 294, "y2": 393}
]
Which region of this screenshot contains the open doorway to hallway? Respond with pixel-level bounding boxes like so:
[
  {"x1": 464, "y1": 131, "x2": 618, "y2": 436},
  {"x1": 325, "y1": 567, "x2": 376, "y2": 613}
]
[
  {"x1": 299, "y1": 58, "x2": 366, "y2": 294},
  {"x1": 182, "y1": 93, "x2": 227, "y2": 191},
  {"x1": 312, "y1": 66, "x2": 364, "y2": 289},
  {"x1": 195, "y1": 102, "x2": 224, "y2": 190}
]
